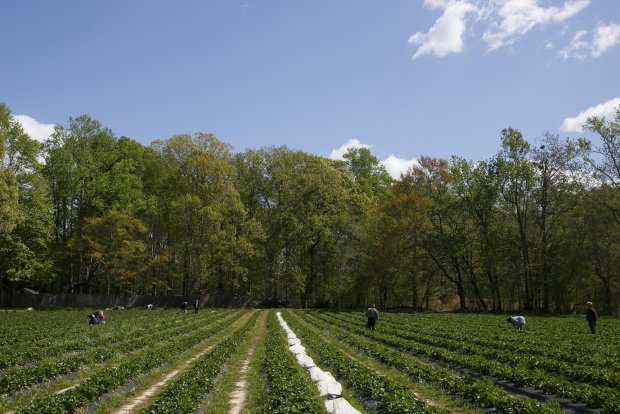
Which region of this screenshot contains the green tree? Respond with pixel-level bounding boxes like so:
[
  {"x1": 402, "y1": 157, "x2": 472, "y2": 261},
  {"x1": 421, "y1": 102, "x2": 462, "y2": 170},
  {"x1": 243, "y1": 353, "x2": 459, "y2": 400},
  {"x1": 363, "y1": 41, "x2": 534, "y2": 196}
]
[
  {"x1": 342, "y1": 147, "x2": 393, "y2": 198},
  {"x1": 145, "y1": 133, "x2": 257, "y2": 296},
  {"x1": 43, "y1": 116, "x2": 146, "y2": 292},
  {"x1": 530, "y1": 133, "x2": 580, "y2": 310},
  {"x1": 362, "y1": 174, "x2": 432, "y2": 309},
  {"x1": 68, "y1": 211, "x2": 147, "y2": 294},
  {"x1": 451, "y1": 157, "x2": 505, "y2": 310},
  {"x1": 235, "y1": 147, "x2": 356, "y2": 305},
  {"x1": 0, "y1": 103, "x2": 53, "y2": 290},
  {"x1": 405, "y1": 157, "x2": 474, "y2": 310},
  {"x1": 577, "y1": 105, "x2": 620, "y2": 222},
  {"x1": 0, "y1": 104, "x2": 21, "y2": 238},
  {"x1": 496, "y1": 128, "x2": 536, "y2": 310}
]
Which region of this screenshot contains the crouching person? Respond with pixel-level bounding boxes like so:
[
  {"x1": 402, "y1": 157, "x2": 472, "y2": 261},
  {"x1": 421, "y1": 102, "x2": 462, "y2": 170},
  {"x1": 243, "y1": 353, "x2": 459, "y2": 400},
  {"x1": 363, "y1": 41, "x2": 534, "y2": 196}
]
[
  {"x1": 88, "y1": 310, "x2": 105, "y2": 325},
  {"x1": 506, "y1": 315, "x2": 526, "y2": 332}
]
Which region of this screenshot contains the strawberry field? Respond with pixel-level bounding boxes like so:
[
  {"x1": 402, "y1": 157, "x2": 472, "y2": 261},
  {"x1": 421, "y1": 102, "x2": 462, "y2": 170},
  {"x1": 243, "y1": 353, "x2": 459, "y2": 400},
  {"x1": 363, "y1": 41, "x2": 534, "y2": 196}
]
[{"x1": 0, "y1": 309, "x2": 618, "y2": 414}]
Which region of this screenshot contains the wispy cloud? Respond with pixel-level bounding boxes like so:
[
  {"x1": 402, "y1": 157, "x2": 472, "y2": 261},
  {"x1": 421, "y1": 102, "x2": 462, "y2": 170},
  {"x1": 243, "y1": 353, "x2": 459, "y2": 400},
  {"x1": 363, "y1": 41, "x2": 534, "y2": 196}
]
[
  {"x1": 409, "y1": 0, "x2": 592, "y2": 58},
  {"x1": 482, "y1": 0, "x2": 591, "y2": 51},
  {"x1": 560, "y1": 97, "x2": 620, "y2": 132},
  {"x1": 560, "y1": 22, "x2": 620, "y2": 59},
  {"x1": 409, "y1": 0, "x2": 476, "y2": 59},
  {"x1": 14, "y1": 114, "x2": 55, "y2": 142},
  {"x1": 592, "y1": 22, "x2": 620, "y2": 57},
  {"x1": 330, "y1": 139, "x2": 418, "y2": 179}
]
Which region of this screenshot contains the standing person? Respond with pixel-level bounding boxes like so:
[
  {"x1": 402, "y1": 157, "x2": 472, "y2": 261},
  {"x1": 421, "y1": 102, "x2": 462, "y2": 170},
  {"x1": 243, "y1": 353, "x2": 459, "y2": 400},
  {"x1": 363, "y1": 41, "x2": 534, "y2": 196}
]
[
  {"x1": 194, "y1": 299, "x2": 199, "y2": 314},
  {"x1": 181, "y1": 301, "x2": 187, "y2": 314},
  {"x1": 365, "y1": 304, "x2": 379, "y2": 330},
  {"x1": 506, "y1": 315, "x2": 526, "y2": 332},
  {"x1": 586, "y1": 302, "x2": 598, "y2": 334}
]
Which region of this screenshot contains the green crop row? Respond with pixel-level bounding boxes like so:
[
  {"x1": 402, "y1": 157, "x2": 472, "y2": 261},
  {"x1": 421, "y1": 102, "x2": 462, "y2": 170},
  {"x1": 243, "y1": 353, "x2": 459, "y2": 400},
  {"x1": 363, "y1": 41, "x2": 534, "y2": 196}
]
[
  {"x1": 0, "y1": 311, "x2": 90, "y2": 346},
  {"x1": 282, "y1": 311, "x2": 448, "y2": 414},
  {"x1": 298, "y1": 311, "x2": 563, "y2": 414},
  {"x1": 331, "y1": 311, "x2": 620, "y2": 388},
  {"x1": 312, "y1": 311, "x2": 620, "y2": 413},
  {"x1": 140, "y1": 311, "x2": 260, "y2": 414},
  {"x1": 14, "y1": 311, "x2": 244, "y2": 414},
  {"x1": 0, "y1": 311, "x2": 235, "y2": 395},
  {"x1": 0, "y1": 309, "x2": 203, "y2": 370},
  {"x1": 379, "y1": 312, "x2": 620, "y2": 371}
]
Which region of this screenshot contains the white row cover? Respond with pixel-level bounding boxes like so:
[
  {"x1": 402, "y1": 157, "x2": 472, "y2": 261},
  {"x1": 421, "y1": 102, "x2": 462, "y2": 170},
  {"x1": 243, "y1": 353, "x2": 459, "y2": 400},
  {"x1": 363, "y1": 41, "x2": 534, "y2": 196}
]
[{"x1": 276, "y1": 312, "x2": 361, "y2": 414}]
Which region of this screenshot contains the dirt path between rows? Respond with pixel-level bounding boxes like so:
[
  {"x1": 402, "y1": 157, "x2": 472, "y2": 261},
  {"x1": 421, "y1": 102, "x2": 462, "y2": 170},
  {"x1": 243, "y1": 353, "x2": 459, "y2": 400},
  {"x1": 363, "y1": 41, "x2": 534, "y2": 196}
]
[
  {"x1": 111, "y1": 313, "x2": 253, "y2": 414},
  {"x1": 111, "y1": 347, "x2": 214, "y2": 414},
  {"x1": 227, "y1": 311, "x2": 267, "y2": 414}
]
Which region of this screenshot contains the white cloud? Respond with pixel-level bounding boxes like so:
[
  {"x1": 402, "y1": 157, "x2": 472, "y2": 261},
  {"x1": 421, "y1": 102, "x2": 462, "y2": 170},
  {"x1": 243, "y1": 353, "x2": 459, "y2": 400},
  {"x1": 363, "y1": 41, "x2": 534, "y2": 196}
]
[
  {"x1": 381, "y1": 155, "x2": 419, "y2": 179},
  {"x1": 560, "y1": 97, "x2": 620, "y2": 132},
  {"x1": 560, "y1": 23, "x2": 620, "y2": 59},
  {"x1": 482, "y1": 0, "x2": 591, "y2": 51},
  {"x1": 329, "y1": 138, "x2": 371, "y2": 160},
  {"x1": 559, "y1": 29, "x2": 589, "y2": 59},
  {"x1": 409, "y1": 0, "x2": 591, "y2": 58},
  {"x1": 592, "y1": 22, "x2": 620, "y2": 57},
  {"x1": 14, "y1": 114, "x2": 55, "y2": 142},
  {"x1": 409, "y1": 0, "x2": 476, "y2": 59}
]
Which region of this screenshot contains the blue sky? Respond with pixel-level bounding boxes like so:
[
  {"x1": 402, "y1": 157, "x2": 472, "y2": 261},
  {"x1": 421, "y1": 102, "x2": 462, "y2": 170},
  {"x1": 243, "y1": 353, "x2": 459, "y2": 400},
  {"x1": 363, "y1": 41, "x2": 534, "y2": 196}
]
[{"x1": 2, "y1": 0, "x2": 619, "y2": 177}]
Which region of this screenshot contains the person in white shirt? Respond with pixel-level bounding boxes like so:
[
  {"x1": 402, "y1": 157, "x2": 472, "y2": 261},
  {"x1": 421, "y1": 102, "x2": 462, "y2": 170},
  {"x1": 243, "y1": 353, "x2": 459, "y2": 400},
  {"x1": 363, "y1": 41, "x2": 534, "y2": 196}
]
[
  {"x1": 506, "y1": 315, "x2": 526, "y2": 331},
  {"x1": 365, "y1": 305, "x2": 379, "y2": 330}
]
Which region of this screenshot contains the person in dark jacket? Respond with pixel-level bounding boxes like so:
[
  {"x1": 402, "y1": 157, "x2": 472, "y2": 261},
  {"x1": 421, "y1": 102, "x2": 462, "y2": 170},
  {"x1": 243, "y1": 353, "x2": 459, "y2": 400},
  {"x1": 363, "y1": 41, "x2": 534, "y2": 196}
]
[
  {"x1": 194, "y1": 299, "x2": 199, "y2": 314},
  {"x1": 586, "y1": 302, "x2": 598, "y2": 334},
  {"x1": 365, "y1": 304, "x2": 379, "y2": 330}
]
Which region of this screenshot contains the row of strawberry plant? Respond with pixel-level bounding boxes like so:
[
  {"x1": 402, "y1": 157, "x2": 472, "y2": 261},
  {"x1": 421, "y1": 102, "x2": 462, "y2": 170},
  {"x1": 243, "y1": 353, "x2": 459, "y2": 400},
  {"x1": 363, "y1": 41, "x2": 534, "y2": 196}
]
[
  {"x1": 298, "y1": 311, "x2": 562, "y2": 414},
  {"x1": 0, "y1": 310, "x2": 163, "y2": 351},
  {"x1": 282, "y1": 310, "x2": 450, "y2": 414},
  {"x1": 314, "y1": 311, "x2": 620, "y2": 413},
  {"x1": 13, "y1": 311, "x2": 246, "y2": 414},
  {"x1": 331, "y1": 311, "x2": 620, "y2": 388},
  {"x1": 1, "y1": 310, "x2": 235, "y2": 395},
  {"x1": 0, "y1": 311, "x2": 89, "y2": 346},
  {"x1": 140, "y1": 311, "x2": 260, "y2": 413},
  {"x1": 387, "y1": 312, "x2": 620, "y2": 366},
  {"x1": 380, "y1": 312, "x2": 620, "y2": 371},
  {"x1": 263, "y1": 312, "x2": 329, "y2": 414},
  {"x1": 0, "y1": 310, "x2": 198, "y2": 371}
]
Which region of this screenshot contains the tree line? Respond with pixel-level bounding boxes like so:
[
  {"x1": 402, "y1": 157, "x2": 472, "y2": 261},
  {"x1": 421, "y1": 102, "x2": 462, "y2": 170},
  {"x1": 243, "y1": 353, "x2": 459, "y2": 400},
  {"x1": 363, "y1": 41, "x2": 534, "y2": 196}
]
[{"x1": 1, "y1": 103, "x2": 619, "y2": 313}]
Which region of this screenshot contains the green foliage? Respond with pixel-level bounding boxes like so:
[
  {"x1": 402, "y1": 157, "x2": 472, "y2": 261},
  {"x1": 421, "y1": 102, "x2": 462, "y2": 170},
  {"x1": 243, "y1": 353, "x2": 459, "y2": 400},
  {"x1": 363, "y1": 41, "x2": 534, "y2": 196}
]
[
  {"x1": 67, "y1": 210, "x2": 148, "y2": 294},
  {"x1": 0, "y1": 103, "x2": 53, "y2": 290},
  {"x1": 283, "y1": 310, "x2": 449, "y2": 414},
  {"x1": 1, "y1": 103, "x2": 618, "y2": 313},
  {"x1": 342, "y1": 146, "x2": 393, "y2": 198}
]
